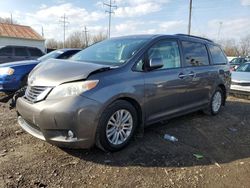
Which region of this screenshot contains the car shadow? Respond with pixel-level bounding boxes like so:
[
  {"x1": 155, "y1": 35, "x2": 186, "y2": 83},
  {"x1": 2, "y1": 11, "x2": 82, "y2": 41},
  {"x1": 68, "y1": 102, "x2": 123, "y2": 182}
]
[{"x1": 63, "y1": 98, "x2": 250, "y2": 168}]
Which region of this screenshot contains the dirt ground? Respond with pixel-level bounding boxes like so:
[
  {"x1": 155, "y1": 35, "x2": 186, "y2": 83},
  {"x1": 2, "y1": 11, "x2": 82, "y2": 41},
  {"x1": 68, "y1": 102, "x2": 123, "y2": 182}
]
[{"x1": 0, "y1": 96, "x2": 250, "y2": 188}]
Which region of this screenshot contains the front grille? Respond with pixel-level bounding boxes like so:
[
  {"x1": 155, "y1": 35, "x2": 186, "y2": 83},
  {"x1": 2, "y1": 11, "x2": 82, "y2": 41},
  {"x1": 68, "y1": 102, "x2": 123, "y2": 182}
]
[
  {"x1": 231, "y1": 81, "x2": 250, "y2": 86},
  {"x1": 25, "y1": 86, "x2": 52, "y2": 103}
]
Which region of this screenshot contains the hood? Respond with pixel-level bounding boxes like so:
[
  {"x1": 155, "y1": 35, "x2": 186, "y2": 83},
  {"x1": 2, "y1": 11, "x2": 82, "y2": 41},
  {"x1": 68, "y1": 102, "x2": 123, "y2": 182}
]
[
  {"x1": 0, "y1": 60, "x2": 40, "y2": 68},
  {"x1": 232, "y1": 71, "x2": 250, "y2": 83},
  {"x1": 28, "y1": 59, "x2": 111, "y2": 86}
]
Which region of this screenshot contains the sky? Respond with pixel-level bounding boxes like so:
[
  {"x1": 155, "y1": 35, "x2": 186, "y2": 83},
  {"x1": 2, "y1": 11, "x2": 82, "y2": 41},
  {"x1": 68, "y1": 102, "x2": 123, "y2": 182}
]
[{"x1": 0, "y1": 0, "x2": 249, "y2": 41}]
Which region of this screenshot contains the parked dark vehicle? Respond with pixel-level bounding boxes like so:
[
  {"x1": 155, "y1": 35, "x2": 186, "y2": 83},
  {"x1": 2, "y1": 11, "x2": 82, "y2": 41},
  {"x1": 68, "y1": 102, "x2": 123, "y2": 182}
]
[
  {"x1": 0, "y1": 45, "x2": 44, "y2": 64},
  {"x1": 0, "y1": 48, "x2": 81, "y2": 96},
  {"x1": 16, "y1": 34, "x2": 231, "y2": 152},
  {"x1": 229, "y1": 57, "x2": 250, "y2": 71}
]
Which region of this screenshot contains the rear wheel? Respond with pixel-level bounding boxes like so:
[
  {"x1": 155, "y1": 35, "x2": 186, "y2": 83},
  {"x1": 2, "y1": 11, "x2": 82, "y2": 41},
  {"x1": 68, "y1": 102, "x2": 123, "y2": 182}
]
[
  {"x1": 204, "y1": 88, "x2": 224, "y2": 115},
  {"x1": 96, "y1": 100, "x2": 138, "y2": 152}
]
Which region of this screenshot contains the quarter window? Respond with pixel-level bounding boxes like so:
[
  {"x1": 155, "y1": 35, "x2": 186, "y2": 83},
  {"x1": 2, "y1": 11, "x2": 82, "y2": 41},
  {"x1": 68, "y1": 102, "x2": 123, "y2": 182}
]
[
  {"x1": 29, "y1": 48, "x2": 43, "y2": 57},
  {"x1": 182, "y1": 41, "x2": 209, "y2": 66},
  {"x1": 208, "y1": 45, "x2": 227, "y2": 65}
]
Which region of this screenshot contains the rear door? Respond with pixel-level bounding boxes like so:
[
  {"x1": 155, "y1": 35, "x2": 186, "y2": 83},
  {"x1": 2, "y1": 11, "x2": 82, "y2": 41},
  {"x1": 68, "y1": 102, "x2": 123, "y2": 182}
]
[
  {"x1": 0, "y1": 46, "x2": 13, "y2": 63},
  {"x1": 14, "y1": 47, "x2": 30, "y2": 61},
  {"x1": 180, "y1": 40, "x2": 213, "y2": 108}
]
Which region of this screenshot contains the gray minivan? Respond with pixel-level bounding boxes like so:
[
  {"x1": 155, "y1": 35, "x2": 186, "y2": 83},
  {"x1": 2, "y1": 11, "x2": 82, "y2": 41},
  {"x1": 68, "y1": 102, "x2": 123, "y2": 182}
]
[{"x1": 16, "y1": 34, "x2": 231, "y2": 151}]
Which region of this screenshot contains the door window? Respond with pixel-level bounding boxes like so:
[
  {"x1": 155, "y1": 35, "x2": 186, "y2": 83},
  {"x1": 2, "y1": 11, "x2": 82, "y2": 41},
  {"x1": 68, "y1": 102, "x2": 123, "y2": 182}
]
[
  {"x1": 15, "y1": 48, "x2": 28, "y2": 56},
  {"x1": 0, "y1": 47, "x2": 12, "y2": 56},
  {"x1": 208, "y1": 45, "x2": 227, "y2": 65},
  {"x1": 136, "y1": 40, "x2": 181, "y2": 71},
  {"x1": 182, "y1": 41, "x2": 209, "y2": 66}
]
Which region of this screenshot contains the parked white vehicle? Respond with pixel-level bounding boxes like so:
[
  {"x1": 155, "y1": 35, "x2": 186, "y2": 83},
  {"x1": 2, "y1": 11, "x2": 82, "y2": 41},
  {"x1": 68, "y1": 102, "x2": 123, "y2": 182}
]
[{"x1": 231, "y1": 62, "x2": 250, "y2": 94}]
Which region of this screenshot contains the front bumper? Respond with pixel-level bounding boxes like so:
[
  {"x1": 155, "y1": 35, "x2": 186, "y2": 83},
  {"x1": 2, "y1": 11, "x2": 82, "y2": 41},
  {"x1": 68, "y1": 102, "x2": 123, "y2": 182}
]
[
  {"x1": 16, "y1": 95, "x2": 102, "y2": 149},
  {"x1": 230, "y1": 84, "x2": 250, "y2": 93},
  {"x1": 0, "y1": 74, "x2": 22, "y2": 92}
]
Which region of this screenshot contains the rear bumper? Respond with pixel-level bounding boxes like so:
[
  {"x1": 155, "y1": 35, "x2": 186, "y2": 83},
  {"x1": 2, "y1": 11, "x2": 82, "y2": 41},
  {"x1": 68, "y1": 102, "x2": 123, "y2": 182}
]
[{"x1": 16, "y1": 95, "x2": 102, "y2": 149}]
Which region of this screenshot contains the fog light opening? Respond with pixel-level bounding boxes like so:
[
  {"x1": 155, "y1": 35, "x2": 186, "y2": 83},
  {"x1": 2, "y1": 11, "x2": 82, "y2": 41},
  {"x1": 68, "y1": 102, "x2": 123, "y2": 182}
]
[{"x1": 66, "y1": 130, "x2": 77, "y2": 141}]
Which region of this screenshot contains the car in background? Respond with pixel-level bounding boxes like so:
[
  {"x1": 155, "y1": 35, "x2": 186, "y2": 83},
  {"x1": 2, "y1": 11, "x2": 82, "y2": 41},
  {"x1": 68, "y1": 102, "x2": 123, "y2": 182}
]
[
  {"x1": 0, "y1": 45, "x2": 45, "y2": 64},
  {"x1": 229, "y1": 57, "x2": 250, "y2": 71},
  {"x1": 0, "y1": 48, "x2": 81, "y2": 96},
  {"x1": 230, "y1": 62, "x2": 250, "y2": 95}
]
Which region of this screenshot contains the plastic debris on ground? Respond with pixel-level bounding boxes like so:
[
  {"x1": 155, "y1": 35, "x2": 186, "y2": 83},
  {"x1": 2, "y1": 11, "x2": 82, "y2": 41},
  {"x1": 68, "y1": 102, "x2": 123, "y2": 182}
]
[
  {"x1": 164, "y1": 134, "x2": 178, "y2": 142},
  {"x1": 193, "y1": 154, "x2": 204, "y2": 160}
]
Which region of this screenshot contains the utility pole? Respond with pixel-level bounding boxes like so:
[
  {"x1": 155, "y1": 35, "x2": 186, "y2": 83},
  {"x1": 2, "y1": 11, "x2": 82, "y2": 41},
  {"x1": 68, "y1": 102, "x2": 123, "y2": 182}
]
[
  {"x1": 188, "y1": 0, "x2": 193, "y2": 35},
  {"x1": 59, "y1": 14, "x2": 69, "y2": 48},
  {"x1": 83, "y1": 26, "x2": 89, "y2": 47},
  {"x1": 104, "y1": 0, "x2": 117, "y2": 38},
  {"x1": 217, "y1": 21, "x2": 223, "y2": 40},
  {"x1": 10, "y1": 13, "x2": 13, "y2": 24},
  {"x1": 41, "y1": 26, "x2": 44, "y2": 38}
]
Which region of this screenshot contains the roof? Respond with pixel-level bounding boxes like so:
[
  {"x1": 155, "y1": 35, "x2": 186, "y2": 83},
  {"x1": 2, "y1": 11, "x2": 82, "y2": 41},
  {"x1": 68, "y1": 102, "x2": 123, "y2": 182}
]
[
  {"x1": 0, "y1": 23, "x2": 44, "y2": 41},
  {"x1": 113, "y1": 34, "x2": 215, "y2": 44}
]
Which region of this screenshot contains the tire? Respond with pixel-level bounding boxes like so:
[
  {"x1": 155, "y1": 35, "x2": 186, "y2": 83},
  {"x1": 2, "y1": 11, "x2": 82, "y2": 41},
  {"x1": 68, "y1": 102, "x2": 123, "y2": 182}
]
[
  {"x1": 96, "y1": 100, "x2": 138, "y2": 152},
  {"x1": 204, "y1": 88, "x2": 224, "y2": 116}
]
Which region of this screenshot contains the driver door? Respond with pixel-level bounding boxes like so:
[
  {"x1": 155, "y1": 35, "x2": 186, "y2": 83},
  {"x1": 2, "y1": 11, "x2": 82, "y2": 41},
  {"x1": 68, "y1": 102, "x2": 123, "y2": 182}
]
[{"x1": 141, "y1": 39, "x2": 190, "y2": 124}]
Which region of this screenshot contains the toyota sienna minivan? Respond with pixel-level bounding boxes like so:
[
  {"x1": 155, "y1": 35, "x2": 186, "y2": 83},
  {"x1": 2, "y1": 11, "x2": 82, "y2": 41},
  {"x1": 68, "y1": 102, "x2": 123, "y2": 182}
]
[{"x1": 16, "y1": 34, "x2": 231, "y2": 151}]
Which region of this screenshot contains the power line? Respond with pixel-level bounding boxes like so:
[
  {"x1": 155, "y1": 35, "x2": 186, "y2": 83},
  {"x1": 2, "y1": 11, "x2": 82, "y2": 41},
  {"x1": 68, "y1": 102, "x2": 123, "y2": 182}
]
[
  {"x1": 59, "y1": 14, "x2": 69, "y2": 48},
  {"x1": 103, "y1": 0, "x2": 117, "y2": 38},
  {"x1": 188, "y1": 0, "x2": 193, "y2": 35},
  {"x1": 83, "y1": 26, "x2": 89, "y2": 47}
]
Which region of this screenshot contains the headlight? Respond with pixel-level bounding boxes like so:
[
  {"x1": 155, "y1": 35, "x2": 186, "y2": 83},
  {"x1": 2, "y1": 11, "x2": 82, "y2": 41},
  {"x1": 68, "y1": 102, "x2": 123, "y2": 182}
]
[
  {"x1": 47, "y1": 80, "x2": 99, "y2": 100},
  {"x1": 0, "y1": 67, "x2": 14, "y2": 76}
]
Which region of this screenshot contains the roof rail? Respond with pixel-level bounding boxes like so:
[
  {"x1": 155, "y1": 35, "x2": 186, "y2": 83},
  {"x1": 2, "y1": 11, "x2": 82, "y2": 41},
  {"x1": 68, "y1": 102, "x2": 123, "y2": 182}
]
[{"x1": 175, "y1": 34, "x2": 214, "y2": 42}]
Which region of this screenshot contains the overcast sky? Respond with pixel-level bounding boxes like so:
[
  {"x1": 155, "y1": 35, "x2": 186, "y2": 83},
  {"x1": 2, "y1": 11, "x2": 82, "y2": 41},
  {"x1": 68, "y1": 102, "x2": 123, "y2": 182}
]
[{"x1": 0, "y1": 0, "x2": 249, "y2": 41}]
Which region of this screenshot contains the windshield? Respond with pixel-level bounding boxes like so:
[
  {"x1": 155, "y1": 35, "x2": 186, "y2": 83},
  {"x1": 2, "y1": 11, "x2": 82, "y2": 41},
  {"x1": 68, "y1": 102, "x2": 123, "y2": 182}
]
[
  {"x1": 236, "y1": 63, "x2": 250, "y2": 72},
  {"x1": 70, "y1": 37, "x2": 149, "y2": 65},
  {"x1": 38, "y1": 50, "x2": 64, "y2": 62},
  {"x1": 230, "y1": 58, "x2": 240, "y2": 64}
]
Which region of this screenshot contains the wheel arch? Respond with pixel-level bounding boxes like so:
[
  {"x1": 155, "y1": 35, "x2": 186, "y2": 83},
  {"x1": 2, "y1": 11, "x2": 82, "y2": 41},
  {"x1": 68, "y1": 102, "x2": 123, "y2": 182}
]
[{"x1": 217, "y1": 84, "x2": 226, "y2": 105}]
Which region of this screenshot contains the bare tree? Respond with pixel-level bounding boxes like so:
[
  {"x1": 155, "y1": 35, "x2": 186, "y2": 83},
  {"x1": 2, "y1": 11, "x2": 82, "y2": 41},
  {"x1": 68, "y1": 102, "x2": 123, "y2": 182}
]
[
  {"x1": 90, "y1": 32, "x2": 108, "y2": 44},
  {"x1": 219, "y1": 39, "x2": 240, "y2": 56},
  {"x1": 45, "y1": 39, "x2": 58, "y2": 49},
  {"x1": 65, "y1": 31, "x2": 86, "y2": 48},
  {"x1": 0, "y1": 17, "x2": 17, "y2": 24},
  {"x1": 239, "y1": 35, "x2": 250, "y2": 56},
  {"x1": 46, "y1": 31, "x2": 107, "y2": 50}
]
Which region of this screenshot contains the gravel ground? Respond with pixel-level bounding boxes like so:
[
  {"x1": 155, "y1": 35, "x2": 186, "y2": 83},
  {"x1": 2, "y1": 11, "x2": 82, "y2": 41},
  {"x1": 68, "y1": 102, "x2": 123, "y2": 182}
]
[{"x1": 0, "y1": 96, "x2": 250, "y2": 188}]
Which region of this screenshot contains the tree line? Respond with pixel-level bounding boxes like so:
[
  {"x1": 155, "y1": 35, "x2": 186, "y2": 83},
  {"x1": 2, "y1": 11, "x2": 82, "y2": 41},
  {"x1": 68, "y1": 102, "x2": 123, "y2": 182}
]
[
  {"x1": 46, "y1": 31, "x2": 107, "y2": 49},
  {"x1": 217, "y1": 35, "x2": 250, "y2": 57}
]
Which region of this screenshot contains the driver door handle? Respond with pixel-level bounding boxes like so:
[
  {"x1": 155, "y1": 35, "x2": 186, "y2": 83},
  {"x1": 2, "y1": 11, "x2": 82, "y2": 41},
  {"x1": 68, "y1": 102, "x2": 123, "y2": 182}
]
[{"x1": 178, "y1": 73, "x2": 187, "y2": 79}]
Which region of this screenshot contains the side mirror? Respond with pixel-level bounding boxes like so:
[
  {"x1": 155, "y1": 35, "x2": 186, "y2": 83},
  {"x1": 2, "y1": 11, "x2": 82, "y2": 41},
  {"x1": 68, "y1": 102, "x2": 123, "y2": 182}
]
[{"x1": 149, "y1": 58, "x2": 163, "y2": 70}]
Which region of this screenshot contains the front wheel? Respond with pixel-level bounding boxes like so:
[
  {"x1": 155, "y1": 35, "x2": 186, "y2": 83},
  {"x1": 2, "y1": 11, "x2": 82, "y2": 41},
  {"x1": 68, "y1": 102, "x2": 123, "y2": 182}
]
[
  {"x1": 96, "y1": 100, "x2": 138, "y2": 152},
  {"x1": 204, "y1": 88, "x2": 224, "y2": 115}
]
